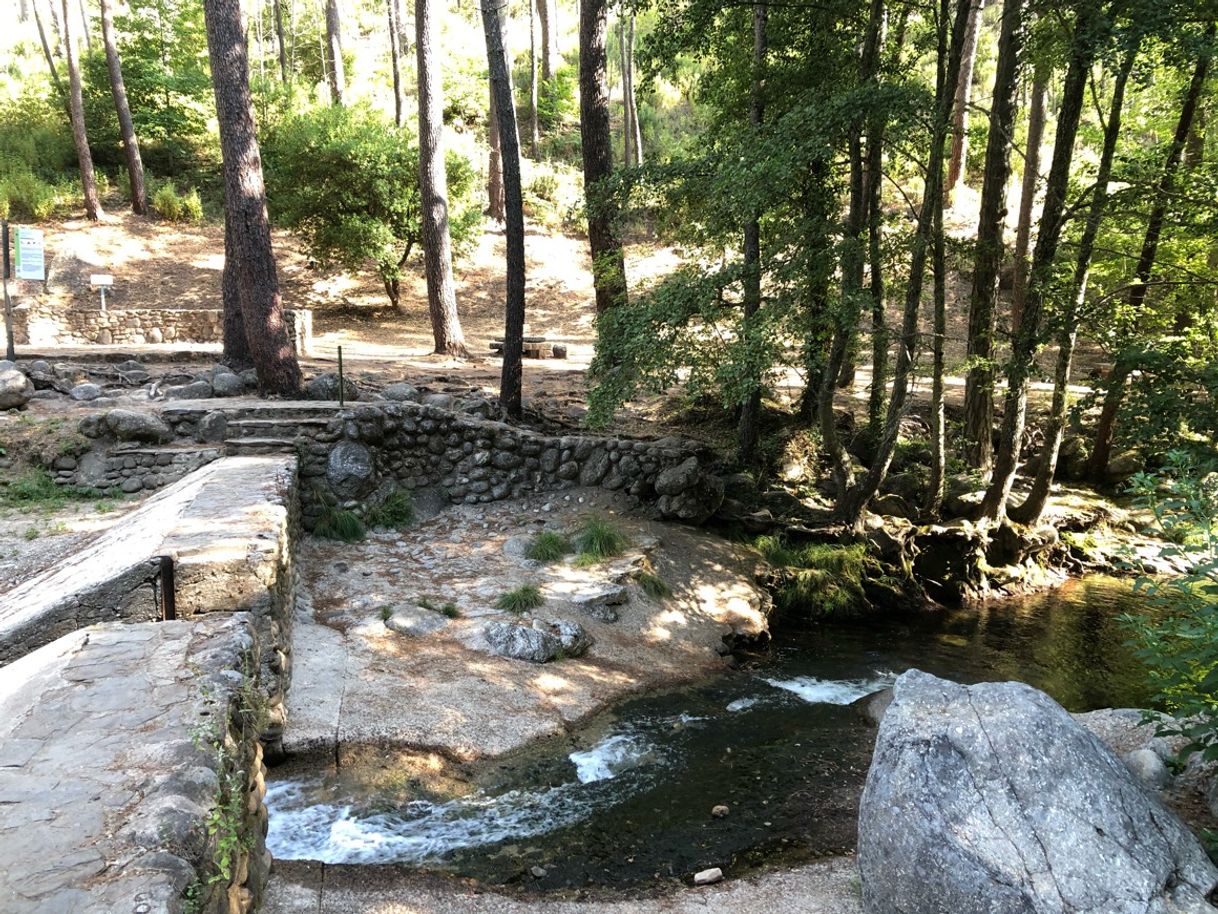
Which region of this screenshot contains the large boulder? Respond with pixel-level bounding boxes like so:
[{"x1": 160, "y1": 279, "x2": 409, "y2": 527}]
[
  {"x1": 0, "y1": 367, "x2": 34, "y2": 410},
  {"x1": 105, "y1": 409, "x2": 174, "y2": 443},
  {"x1": 483, "y1": 619, "x2": 591, "y2": 663},
  {"x1": 306, "y1": 372, "x2": 360, "y2": 402},
  {"x1": 654, "y1": 456, "x2": 725, "y2": 525},
  {"x1": 859, "y1": 670, "x2": 1218, "y2": 914}
]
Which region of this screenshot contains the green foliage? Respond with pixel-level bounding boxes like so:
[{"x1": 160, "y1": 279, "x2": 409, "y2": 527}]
[
  {"x1": 417, "y1": 595, "x2": 462, "y2": 618},
  {"x1": 524, "y1": 530, "x2": 573, "y2": 563},
  {"x1": 496, "y1": 583, "x2": 545, "y2": 614},
  {"x1": 0, "y1": 170, "x2": 62, "y2": 220},
  {"x1": 313, "y1": 507, "x2": 366, "y2": 542},
  {"x1": 573, "y1": 516, "x2": 630, "y2": 561},
  {"x1": 151, "y1": 182, "x2": 203, "y2": 222},
  {"x1": 636, "y1": 570, "x2": 672, "y2": 599},
  {"x1": 1121, "y1": 451, "x2": 1218, "y2": 762},
  {"x1": 755, "y1": 535, "x2": 870, "y2": 615},
  {"x1": 0, "y1": 470, "x2": 74, "y2": 508},
  {"x1": 537, "y1": 65, "x2": 578, "y2": 131},
  {"x1": 366, "y1": 490, "x2": 415, "y2": 530},
  {"x1": 262, "y1": 105, "x2": 479, "y2": 304}
]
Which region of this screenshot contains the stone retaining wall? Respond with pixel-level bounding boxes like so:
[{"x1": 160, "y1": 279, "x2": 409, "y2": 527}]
[{"x1": 12, "y1": 304, "x2": 313, "y2": 354}]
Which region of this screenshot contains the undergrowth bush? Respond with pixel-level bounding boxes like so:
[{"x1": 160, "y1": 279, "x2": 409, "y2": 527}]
[
  {"x1": 314, "y1": 507, "x2": 366, "y2": 542},
  {"x1": 497, "y1": 583, "x2": 544, "y2": 614},
  {"x1": 366, "y1": 490, "x2": 415, "y2": 530},
  {"x1": 573, "y1": 516, "x2": 630, "y2": 562},
  {"x1": 755, "y1": 535, "x2": 871, "y2": 615},
  {"x1": 152, "y1": 182, "x2": 204, "y2": 222}
]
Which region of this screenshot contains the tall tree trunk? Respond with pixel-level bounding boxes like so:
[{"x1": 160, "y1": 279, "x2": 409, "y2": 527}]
[
  {"x1": 865, "y1": 111, "x2": 887, "y2": 430},
  {"x1": 980, "y1": 2, "x2": 1104, "y2": 521},
  {"x1": 61, "y1": 0, "x2": 102, "y2": 220},
  {"x1": 20, "y1": 0, "x2": 30, "y2": 22},
  {"x1": 388, "y1": 0, "x2": 404, "y2": 127},
  {"x1": 34, "y1": 1, "x2": 68, "y2": 107},
  {"x1": 222, "y1": 210, "x2": 252, "y2": 370},
  {"x1": 1010, "y1": 59, "x2": 1047, "y2": 334},
  {"x1": 536, "y1": 0, "x2": 557, "y2": 81},
  {"x1": 579, "y1": 0, "x2": 627, "y2": 312},
  {"x1": 204, "y1": 0, "x2": 302, "y2": 396},
  {"x1": 927, "y1": 150, "x2": 948, "y2": 515},
  {"x1": 1086, "y1": 27, "x2": 1214, "y2": 481},
  {"x1": 77, "y1": 0, "x2": 91, "y2": 51},
  {"x1": 481, "y1": 0, "x2": 526, "y2": 418},
  {"x1": 618, "y1": 16, "x2": 631, "y2": 167},
  {"x1": 273, "y1": 0, "x2": 289, "y2": 81},
  {"x1": 99, "y1": 0, "x2": 147, "y2": 215},
  {"x1": 737, "y1": 1, "x2": 767, "y2": 462},
  {"x1": 627, "y1": 14, "x2": 642, "y2": 165},
  {"x1": 416, "y1": 0, "x2": 468, "y2": 356},
  {"x1": 529, "y1": 0, "x2": 540, "y2": 156},
  {"x1": 945, "y1": 0, "x2": 984, "y2": 204},
  {"x1": 1010, "y1": 43, "x2": 1137, "y2": 524},
  {"x1": 818, "y1": 0, "x2": 889, "y2": 500},
  {"x1": 325, "y1": 0, "x2": 345, "y2": 105},
  {"x1": 961, "y1": 0, "x2": 1025, "y2": 472},
  {"x1": 487, "y1": 84, "x2": 506, "y2": 222},
  {"x1": 837, "y1": 0, "x2": 972, "y2": 529}
]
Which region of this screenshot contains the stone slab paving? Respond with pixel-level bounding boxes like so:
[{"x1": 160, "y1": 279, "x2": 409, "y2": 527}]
[
  {"x1": 263, "y1": 858, "x2": 862, "y2": 914},
  {"x1": 0, "y1": 455, "x2": 296, "y2": 666},
  {"x1": 0, "y1": 615, "x2": 262, "y2": 913}
]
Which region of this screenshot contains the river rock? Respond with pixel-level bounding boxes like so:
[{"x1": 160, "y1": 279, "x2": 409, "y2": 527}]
[
  {"x1": 164, "y1": 380, "x2": 214, "y2": 400},
  {"x1": 484, "y1": 621, "x2": 561, "y2": 663},
  {"x1": 105, "y1": 408, "x2": 174, "y2": 444},
  {"x1": 566, "y1": 582, "x2": 628, "y2": 622},
  {"x1": 196, "y1": 410, "x2": 228, "y2": 444},
  {"x1": 327, "y1": 441, "x2": 375, "y2": 499},
  {"x1": 858, "y1": 670, "x2": 1218, "y2": 914},
  {"x1": 1107, "y1": 449, "x2": 1145, "y2": 482},
  {"x1": 0, "y1": 367, "x2": 34, "y2": 410},
  {"x1": 541, "y1": 618, "x2": 591, "y2": 656},
  {"x1": 655, "y1": 456, "x2": 701, "y2": 496},
  {"x1": 69, "y1": 382, "x2": 104, "y2": 401},
  {"x1": 421, "y1": 392, "x2": 455, "y2": 410},
  {"x1": 306, "y1": 372, "x2": 359, "y2": 402},
  {"x1": 210, "y1": 371, "x2": 244, "y2": 398},
  {"x1": 658, "y1": 473, "x2": 725, "y2": 526},
  {"x1": 1125, "y1": 748, "x2": 1172, "y2": 790},
  {"x1": 383, "y1": 382, "x2": 421, "y2": 402},
  {"x1": 694, "y1": 867, "x2": 723, "y2": 886}
]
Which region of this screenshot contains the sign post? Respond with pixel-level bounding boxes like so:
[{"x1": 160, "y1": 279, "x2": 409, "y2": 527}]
[
  {"x1": 2, "y1": 220, "x2": 13, "y2": 362},
  {"x1": 3, "y1": 226, "x2": 46, "y2": 362}
]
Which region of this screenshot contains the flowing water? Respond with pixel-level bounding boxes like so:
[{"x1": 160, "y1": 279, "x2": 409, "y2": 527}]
[{"x1": 267, "y1": 576, "x2": 1154, "y2": 888}]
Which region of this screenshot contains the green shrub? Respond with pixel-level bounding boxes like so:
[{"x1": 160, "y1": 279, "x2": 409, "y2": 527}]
[
  {"x1": 0, "y1": 470, "x2": 68, "y2": 508},
  {"x1": 181, "y1": 188, "x2": 204, "y2": 222},
  {"x1": 1, "y1": 171, "x2": 60, "y2": 220},
  {"x1": 754, "y1": 535, "x2": 871, "y2": 615},
  {"x1": 366, "y1": 490, "x2": 415, "y2": 530},
  {"x1": 527, "y1": 171, "x2": 560, "y2": 203},
  {"x1": 537, "y1": 65, "x2": 578, "y2": 131},
  {"x1": 497, "y1": 583, "x2": 544, "y2": 614},
  {"x1": 314, "y1": 508, "x2": 366, "y2": 542},
  {"x1": 573, "y1": 516, "x2": 630, "y2": 562},
  {"x1": 152, "y1": 182, "x2": 202, "y2": 222},
  {"x1": 525, "y1": 530, "x2": 572, "y2": 563},
  {"x1": 636, "y1": 571, "x2": 672, "y2": 600}
]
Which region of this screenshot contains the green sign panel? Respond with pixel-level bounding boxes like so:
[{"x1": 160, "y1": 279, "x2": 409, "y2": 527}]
[{"x1": 13, "y1": 227, "x2": 46, "y2": 282}]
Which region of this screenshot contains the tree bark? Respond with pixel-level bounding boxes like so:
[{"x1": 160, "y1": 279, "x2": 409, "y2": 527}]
[
  {"x1": 34, "y1": 0, "x2": 68, "y2": 108},
  {"x1": 1010, "y1": 43, "x2": 1137, "y2": 525},
  {"x1": 980, "y1": 2, "x2": 1104, "y2": 521},
  {"x1": 99, "y1": 0, "x2": 147, "y2": 215},
  {"x1": 204, "y1": 0, "x2": 302, "y2": 396},
  {"x1": 536, "y1": 0, "x2": 557, "y2": 81},
  {"x1": 273, "y1": 0, "x2": 289, "y2": 81},
  {"x1": 530, "y1": 0, "x2": 540, "y2": 156},
  {"x1": 77, "y1": 0, "x2": 91, "y2": 51},
  {"x1": 416, "y1": 0, "x2": 468, "y2": 356},
  {"x1": 388, "y1": 0, "x2": 404, "y2": 127},
  {"x1": 487, "y1": 83, "x2": 506, "y2": 222},
  {"x1": 1086, "y1": 25, "x2": 1214, "y2": 481},
  {"x1": 579, "y1": 0, "x2": 627, "y2": 312},
  {"x1": 961, "y1": 0, "x2": 1025, "y2": 472},
  {"x1": 927, "y1": 149, "x2": 948, "y2": 515},
  {"x1": 325, "y1": 0, "x2": 346, "y2": 105},
  {"x1": 945, "y1": 0, "x2": 984, "y2": 204},
  {"x1": 837, "y1": 0, "x2": 973, "y2": 529},
  {"x1": 618, "y1": 16, "x2": 631, "y2": 167},
  {"x1": 221, "y1": 209, "x2": 252, "y2": 370},
  {"x1": 1010, "y1": 59, "x2": 1047, "y2": 334},
  {"x1": 737, "y1": 1, "x2": 767, "y2": 462},
  {"x1": 481, "y1": 0, "x2": 527, "y2": 418},
  {"x1": 627, "y1": 14, "x2": 642, "y2": 165},
  {"x1": 61, "y1": 0, "x2": 102, "y2": 220}
]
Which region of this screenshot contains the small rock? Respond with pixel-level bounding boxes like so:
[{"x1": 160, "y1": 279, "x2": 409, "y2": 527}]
[
  {"x1": 484, "y1": 621, "x2": 560, "y2": 663},
  {"x1": 1124, "y1": 748, "x2": 1172, "y2": 790},
  {"x1": 164, "y1": 380, "x2": 214, "y2": 400},
  {"x1": 711, "y1": 805, "x2": 730, "y2": 818},
  {"x1": 69, "y1": 382, "x2": 104, "y2": 401},
  {"x1": 694, "y1": 867, "x2": 723, "y2": 886},
  {"x1": 421, "y1": 392, "x2": 455, "y2": 410},
  {"x1": 385, "y1": 606, "x2": 451, "y2": 637},
  {"x1": 196, "y1": 411, "x2": 229, "y2": 444},
  {"x1": 306, "y1": 372, "x2": 359, "y2": 402},
  {"x1": 530, "y1": 866, "x2": 547, "y2": 879},
  {"x1": 210, "y1": 371, "x2": 244, "y2": 397},
  {"x1": 105, "y1": 409, "x2": 174, "y2": 444}
]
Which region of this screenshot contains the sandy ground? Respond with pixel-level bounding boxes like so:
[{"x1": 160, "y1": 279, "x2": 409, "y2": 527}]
[{"x1": 0, "y1": 497, "x2": 138, "y2": 595}]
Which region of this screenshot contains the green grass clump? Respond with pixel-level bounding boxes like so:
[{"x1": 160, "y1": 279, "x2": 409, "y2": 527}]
[
  {"x1": 573, "y1": 516, "x2": 630, "y2": 563},
  {"x1": 636, "y1": 571, "x2": 672, "y2": 600},
  {"x1": 366, "y1": 490, "x2": 415, "y2": 530},
  {"x1": 419, "y1": 595, "x2": 463, "y2": 618},
  {"x1": 496, "y1": 583, "x2": 544, "y2": 614},
  {"x1": 525, "y1": 530, "x2": 572, "y2": 563},
  {"x1": 439, "y1": 602, "x2": 462, "y2": 619},
  {"x1": 379, "y1": 605, "x2": 393, "y2": 621},
  {"x1": 754, "y1": 535, "x2": 871, "y2": 615},
  {"x1": 314, "y1": 508, "x2": 366, "y2": 542}
]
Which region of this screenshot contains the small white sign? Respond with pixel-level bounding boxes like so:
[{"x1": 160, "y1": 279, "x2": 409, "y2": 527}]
[
  {"x1": 14, "y1": 227, "x2": 46, "y2": 282},
  {"x1": 90, "y1": 274, "x2": 114, "y2": 287}
]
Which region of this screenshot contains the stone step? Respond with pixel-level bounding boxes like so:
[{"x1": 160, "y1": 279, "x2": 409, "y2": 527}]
[
  {"x1": 225, "y1": 417, "x2": 333, "y2": 439},
  {"x1": 225, "y1": 437, "x2": 299, "y2": 456},
  {"x1": 162, "y1": 401, "x2": 339, "y2": 423}
]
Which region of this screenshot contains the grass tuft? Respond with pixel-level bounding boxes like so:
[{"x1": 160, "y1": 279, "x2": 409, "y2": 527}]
[
  {"x1": 496, "y1": 583, "x2": 544, "y2": 614},
  {"x1": 366, "y1": 490, "x2": 415, "y2": 530},
  {"x1": 636, "y1": 571, "x2": 672, "y2": 600},
  {"x1": 573, "y1": 516, "x2": 630, "y2": 563},
  {"x1": 525, "y1": 530, "x2": 573, "y2": 563},
  {"x1": 314, "y1": 507, "x2": 366, "y2": 542},
  {"x1": 753, "y1": 535, "x2": 871, "y2": 615}
]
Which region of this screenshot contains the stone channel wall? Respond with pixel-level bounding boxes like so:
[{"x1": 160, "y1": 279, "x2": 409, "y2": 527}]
[{"x1": 12, "y1": 304, "x2": 314, "y2": 354}]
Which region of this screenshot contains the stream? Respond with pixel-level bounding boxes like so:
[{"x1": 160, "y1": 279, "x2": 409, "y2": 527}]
[{"x1": 266, "y1": 576, "x2": 1154, "y2": 888}]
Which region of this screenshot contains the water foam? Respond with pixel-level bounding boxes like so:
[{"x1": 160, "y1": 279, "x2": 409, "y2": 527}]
[
  {"x1": 569, "y1": 732, "x2": 657, "y2": 784},
  {"x1": 761, "y1": 673, "x2": 895, "y2": 705}
]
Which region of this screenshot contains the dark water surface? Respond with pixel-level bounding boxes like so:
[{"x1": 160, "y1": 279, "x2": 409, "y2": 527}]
[{"x1": 267, "y1": 577, "x2": 1152, "y2": 889}]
